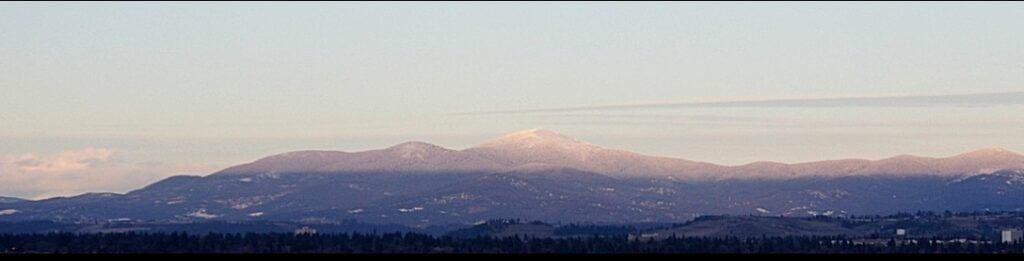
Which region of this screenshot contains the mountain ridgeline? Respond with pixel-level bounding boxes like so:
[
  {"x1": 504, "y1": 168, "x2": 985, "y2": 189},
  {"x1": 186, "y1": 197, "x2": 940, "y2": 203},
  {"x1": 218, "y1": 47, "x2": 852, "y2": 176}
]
[{"x1": 1, "y1": 129, "x2": 1023, "y2": 227}]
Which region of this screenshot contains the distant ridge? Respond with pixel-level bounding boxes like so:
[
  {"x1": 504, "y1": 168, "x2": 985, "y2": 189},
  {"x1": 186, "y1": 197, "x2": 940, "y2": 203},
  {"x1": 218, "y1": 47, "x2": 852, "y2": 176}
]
[
  {"x1": 4, "y1": 129, "x2": 1023, "y2": 225},
  {"x1": 0, "y1": 196, "x2": 27, "y2": 204},
  {"x1": 214, "y1": 129, "x2": 1024, "y2": 180}
]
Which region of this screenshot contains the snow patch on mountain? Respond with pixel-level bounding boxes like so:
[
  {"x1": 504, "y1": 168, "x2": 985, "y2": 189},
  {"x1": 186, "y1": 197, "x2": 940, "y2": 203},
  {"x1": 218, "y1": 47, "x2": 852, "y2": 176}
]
[
  {"x1": 347, "y1": 184, "x2": 367, "y2": 191},
  {"x1": 640, "y1": 187, "x2": 677, "y2": 195},
  {"x1": 398, "y1": 207, "x2": 424, "y2": 213},
  {"x1": 473, "y1": 129, "x2": 591, "y2": 149},
  {"x1": 187, "y1": 209, "x2": 219, "y2": 219}
]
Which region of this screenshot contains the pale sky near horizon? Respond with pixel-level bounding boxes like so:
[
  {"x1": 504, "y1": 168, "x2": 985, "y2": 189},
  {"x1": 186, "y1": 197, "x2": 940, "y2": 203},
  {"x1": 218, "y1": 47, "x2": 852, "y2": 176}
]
[{"x1": 2, "y1": 1, "x2": 1024, "y2": 199}]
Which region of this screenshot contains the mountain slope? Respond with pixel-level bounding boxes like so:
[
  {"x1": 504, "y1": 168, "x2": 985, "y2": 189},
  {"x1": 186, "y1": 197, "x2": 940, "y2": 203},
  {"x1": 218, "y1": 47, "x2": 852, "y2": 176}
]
[
  {"x1": 215, "y1": 142, "x2": 508, "y2": 176},
  {"x1": 850, "y1": 147, "x2": 1024, "y2": 176},
  {"x1": 213, "y1": 129, "x2": 1024, "y2": 180},
  {"x1": 4, "y1": 129, "x2": 1024, "y2": 227},
  {"x1": 2, "y1": 169, "x2": 1022, "y2": 226},
  {"x1": 0, "y1": 197, "x2": 27, "y2": 204},
  {"x1": 464, "y1": 129, "x2": 727, "y2": 179}
]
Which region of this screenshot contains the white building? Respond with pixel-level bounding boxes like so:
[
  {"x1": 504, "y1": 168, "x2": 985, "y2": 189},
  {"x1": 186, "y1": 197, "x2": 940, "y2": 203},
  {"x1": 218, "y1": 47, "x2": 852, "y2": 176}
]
[
  {"x1": 295, "y1": 226, "x2": 318, "y2": 235},
  {"x1": 1002, "y1": 229, "x2": 1021, "y2": 244},
  {"x1": 896, "y1": 229, "x2": 907, "y2": 236}
]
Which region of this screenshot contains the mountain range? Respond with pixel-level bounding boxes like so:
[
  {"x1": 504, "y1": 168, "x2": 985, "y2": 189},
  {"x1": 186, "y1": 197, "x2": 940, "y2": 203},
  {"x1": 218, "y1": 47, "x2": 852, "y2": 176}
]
[
  {"x1": 1, "y1": 129, "x2": 1023, "y2": 227},
  {"x1": 217, "y1": 129, "x2": 1024, "y2": 179}
]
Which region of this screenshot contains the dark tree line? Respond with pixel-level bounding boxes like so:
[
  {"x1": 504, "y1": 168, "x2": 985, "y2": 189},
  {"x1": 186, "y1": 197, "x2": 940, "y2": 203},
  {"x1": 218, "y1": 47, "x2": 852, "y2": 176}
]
[{"x1": 2, "y1": 232, "x2": 1023, "y2": 254}]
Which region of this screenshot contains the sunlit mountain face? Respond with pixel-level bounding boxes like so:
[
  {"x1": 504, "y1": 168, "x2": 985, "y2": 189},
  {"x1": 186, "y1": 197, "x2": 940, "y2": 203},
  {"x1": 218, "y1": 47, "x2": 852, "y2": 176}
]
[
  {"x1": 217, "y1": 129, "x2": 1024, "y2": 179},
  {"x1": 2, "y1": 129, "x2": 1022, "y2": 227}
]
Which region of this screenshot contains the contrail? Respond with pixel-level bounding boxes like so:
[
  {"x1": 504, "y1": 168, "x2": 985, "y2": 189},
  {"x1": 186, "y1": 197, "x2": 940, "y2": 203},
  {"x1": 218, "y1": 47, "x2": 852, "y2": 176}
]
[{"x1": 456, "y1": 91, "x2": 1024, "y2": 115}]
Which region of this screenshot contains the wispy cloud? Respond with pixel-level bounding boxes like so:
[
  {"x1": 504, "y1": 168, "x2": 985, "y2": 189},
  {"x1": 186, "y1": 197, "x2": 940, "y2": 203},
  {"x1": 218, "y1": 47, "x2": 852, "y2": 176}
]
[
  {"x1": 0, "y1": 148, "x2": 220, "y2": 200},
  {"x1": 507, "y1": 112, "x2": 1024, "y2": 130},
  {"x1": 460, "y1": 92, "x2": 1024, "y2": 115}
]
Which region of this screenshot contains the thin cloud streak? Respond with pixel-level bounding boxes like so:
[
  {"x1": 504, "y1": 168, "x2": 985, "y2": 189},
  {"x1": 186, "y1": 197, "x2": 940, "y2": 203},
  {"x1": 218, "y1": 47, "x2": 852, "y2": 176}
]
[
  {"x1": 459, "y1": 92, "x2": 1024, "y2": 115},
  {"x1": 515, "y1": 113, "x2": 1024, "y2": 129}
]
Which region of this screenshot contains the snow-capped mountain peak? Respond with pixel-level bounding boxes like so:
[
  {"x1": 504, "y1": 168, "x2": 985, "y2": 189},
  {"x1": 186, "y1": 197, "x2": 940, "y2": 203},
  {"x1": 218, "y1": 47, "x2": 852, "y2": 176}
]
[
  {"x1": 387, "y1": 141, "x2": 448, "y2": 151},
  {"x1": 472, "y1": 128, "x2": 594, "y2": 150},
  {"x1": 953, "y1": 146, "x2": 1020, "y2": 159},
  {"x1": 464, "y1": 129, "x2": 723, "y2": 178},
  {"x1": 385, "y1": 141, "x2": 453, "y2": 159}
]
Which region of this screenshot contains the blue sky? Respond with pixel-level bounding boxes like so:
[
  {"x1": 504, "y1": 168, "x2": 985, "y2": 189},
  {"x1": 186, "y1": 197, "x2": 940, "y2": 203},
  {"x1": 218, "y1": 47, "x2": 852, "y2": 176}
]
[{"x1": 2, "y1": 2, "x2": 1023, "y2": 198}]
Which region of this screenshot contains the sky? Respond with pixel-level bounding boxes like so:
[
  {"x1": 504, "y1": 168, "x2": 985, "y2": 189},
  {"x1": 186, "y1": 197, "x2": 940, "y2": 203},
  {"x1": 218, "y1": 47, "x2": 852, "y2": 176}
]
[{"x1": 2, "y1": 1, "x2": 1024, "y2": 199}]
